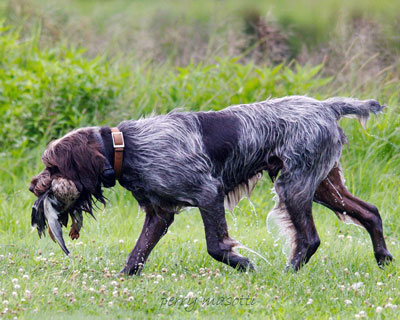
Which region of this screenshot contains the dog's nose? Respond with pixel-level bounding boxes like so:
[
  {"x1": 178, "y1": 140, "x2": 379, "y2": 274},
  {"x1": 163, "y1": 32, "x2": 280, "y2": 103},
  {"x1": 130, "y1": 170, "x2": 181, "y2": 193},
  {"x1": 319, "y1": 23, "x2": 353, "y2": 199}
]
[{"x1": 29, "y1": 184, "x2": 35, "y2": 194}]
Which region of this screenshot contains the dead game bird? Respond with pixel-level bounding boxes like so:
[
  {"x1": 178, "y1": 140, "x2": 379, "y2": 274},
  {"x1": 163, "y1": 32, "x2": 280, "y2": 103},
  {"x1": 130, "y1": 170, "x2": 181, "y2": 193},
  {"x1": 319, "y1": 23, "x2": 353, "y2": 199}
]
[{"x1": 31, "y1": 177, "x2": 82, "y2": 255}]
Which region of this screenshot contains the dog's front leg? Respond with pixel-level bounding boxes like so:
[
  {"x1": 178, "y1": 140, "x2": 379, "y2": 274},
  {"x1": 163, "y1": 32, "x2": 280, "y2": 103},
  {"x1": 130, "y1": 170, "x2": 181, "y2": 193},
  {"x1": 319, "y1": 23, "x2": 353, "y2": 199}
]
[
  {"x1": 199, "y1": 196, "x2": 255, "y2": 272},
  {"x1": 121, "y1": 206, "x2": 175, "y2": 275}
]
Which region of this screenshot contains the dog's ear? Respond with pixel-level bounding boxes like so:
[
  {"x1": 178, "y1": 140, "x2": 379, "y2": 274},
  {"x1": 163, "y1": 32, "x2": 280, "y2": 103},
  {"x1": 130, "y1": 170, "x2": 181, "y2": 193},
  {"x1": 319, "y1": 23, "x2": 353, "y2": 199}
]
[{"x1": 42, "y1": 129, "x2": 105, "y2": 194}]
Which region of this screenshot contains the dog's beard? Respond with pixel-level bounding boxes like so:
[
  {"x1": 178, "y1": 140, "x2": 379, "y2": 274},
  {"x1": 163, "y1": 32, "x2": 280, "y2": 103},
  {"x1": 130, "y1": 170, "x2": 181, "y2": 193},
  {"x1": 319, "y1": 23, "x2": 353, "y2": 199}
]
[{"x1": 31, "y1": 177, "x2": 106, "y2": 255}]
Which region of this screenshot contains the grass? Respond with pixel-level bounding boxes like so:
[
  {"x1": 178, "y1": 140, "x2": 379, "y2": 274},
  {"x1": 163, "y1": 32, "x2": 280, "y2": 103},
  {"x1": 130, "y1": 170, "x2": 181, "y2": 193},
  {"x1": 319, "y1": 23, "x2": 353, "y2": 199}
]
[
  {"x1": 0, "y1": 0, "x2": 400, "y2": 319},
  {"x1": 1, "y1": 170, "x2": 400, "y2": 319}
]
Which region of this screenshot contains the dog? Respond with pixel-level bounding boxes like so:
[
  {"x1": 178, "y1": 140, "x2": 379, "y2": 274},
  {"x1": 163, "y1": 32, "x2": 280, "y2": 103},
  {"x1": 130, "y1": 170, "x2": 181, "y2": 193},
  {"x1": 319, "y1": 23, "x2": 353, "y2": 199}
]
[{"x1": 29, "y1": 96, "x2": 393, "y2": 275}]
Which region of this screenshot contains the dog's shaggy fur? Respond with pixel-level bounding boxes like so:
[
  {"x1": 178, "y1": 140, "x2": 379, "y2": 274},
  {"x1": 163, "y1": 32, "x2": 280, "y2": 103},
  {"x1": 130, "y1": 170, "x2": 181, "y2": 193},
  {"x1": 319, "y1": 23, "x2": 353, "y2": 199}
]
[{"x1": 30, "y1": 96, "x2": 393, "y2": 274}]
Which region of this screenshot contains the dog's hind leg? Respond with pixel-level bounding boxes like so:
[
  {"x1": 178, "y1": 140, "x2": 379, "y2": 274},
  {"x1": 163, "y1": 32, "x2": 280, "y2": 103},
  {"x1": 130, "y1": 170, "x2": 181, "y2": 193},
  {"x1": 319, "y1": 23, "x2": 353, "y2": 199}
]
[
  {"x1": 314, "y1": 165, "x2": 393, "y2": 267},
  {"x1": 121, "y1": 206, "x2": 175, "y2": 275},
  {"x1": 199, "y1": 193, "x2": 255, "y2": 272},
  {"x1": 273, "y1": 172, "x2": 321, "y2": 271}
]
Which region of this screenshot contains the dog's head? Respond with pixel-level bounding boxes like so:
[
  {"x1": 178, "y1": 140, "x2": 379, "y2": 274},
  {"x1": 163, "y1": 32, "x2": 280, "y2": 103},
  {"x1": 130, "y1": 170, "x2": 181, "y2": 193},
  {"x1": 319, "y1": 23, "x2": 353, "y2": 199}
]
[{"x1": 29, "y1": 127, "x2": 108, "y2": 215}]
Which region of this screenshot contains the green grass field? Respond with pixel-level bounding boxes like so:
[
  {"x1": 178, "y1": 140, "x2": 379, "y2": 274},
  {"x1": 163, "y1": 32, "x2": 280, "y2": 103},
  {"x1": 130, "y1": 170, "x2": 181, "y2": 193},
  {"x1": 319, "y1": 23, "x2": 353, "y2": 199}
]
[{"x1": 0, "y1": 0, "x2": 400, "y2": 319}]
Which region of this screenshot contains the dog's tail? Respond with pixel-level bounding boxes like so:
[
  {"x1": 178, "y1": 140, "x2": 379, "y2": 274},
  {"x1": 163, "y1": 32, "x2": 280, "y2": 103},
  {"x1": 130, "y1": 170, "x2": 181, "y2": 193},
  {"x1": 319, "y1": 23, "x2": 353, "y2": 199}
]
[{"x1": 323, "y1": 97, "x2": 386, "y2": 129}]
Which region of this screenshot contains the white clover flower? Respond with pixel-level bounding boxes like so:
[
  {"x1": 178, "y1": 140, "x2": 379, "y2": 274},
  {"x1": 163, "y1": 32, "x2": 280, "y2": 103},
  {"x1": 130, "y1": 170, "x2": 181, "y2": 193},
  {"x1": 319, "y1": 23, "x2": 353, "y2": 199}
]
[
  {"x1": 25, "y1": 290, "x2": 32, "y2": 300},
  {"x1": 376, "y1": 306, "x2": 383, "y2": 313},
  {"x1": 351, "y1": 282, "x2": 364, "y2": 290},
  {"x1": 344, "y1": 300, "x2": 352, "y2": 305}
]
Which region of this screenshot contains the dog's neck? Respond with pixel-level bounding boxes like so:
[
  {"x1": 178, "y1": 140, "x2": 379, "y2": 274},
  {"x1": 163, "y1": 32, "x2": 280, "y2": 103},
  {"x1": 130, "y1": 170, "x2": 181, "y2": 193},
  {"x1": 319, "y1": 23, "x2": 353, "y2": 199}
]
[{"x1": 96, "y1": 127, "x2": 119, "y2": 187}]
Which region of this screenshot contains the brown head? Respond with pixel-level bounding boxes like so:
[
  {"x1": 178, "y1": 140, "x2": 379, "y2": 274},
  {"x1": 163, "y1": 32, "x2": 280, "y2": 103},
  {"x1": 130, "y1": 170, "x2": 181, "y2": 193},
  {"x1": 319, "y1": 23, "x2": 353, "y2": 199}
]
[{"x1": 29, "y1": 128, "x2": 108, "y2": 214}]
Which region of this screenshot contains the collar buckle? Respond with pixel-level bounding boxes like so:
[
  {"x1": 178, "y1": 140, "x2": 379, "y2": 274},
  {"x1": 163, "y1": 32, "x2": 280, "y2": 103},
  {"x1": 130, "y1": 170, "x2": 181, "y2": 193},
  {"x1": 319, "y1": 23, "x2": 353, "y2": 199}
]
[{"x1": 111, "y1": 131, "x2": 125, "y2": 148}]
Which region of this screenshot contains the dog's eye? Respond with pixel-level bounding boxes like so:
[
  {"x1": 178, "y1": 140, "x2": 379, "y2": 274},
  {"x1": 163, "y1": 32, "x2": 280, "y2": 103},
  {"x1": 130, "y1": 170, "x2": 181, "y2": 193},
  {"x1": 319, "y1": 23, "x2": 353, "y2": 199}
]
[{"x1": 48, "y1": 166, "x2": 59, "y2": 175}]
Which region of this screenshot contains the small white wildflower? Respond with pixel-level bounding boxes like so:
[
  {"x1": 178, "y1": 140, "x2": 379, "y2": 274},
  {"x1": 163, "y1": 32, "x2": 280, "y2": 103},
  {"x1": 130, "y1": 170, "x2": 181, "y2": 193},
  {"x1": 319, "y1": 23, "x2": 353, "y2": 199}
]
[
  {"x1": 377, "y1": 282, "x2": 383, "y2": 286},
  {"x1": 359, "y1": 311, "x2": 366, "y2": 317},
  {"x1": 12, "y1": 292, "x2": 17, "y2": 297},
  {"x1": 113, "y1": 290, "x2": 118, "y2": 297},
  {"x1": 108, "y1": 301, "x2": 113, "y2": 306},
  {"x1": 18, "y1": 268, "x2": 24, "y2": 273},
  {"x1": 376, "y1": 306, "x2": 383, "y2": 313},
  {"x1": 344, "y1": 300, "x2": 352, "y2": 305},
  {"x1": 11, "y1": 279, "x2": 18, "y2": 284},
  {"x1": 2, "y1": 300, "x2": 8, "y2": 305},
  {"x1": 306, "y1": 298, "x2": 313, "y2": 305},
  {"x1": 25, "y1": 290, "x2": 32, "y2": 300},
  {"x1": 22, "y1": 274, "x2": 29, "y2": 280},
  {"x1": 186, "y1": 292, "x2": 194, "y2": 299},
  {"x1": 14, "y1": 284, "x2": 21, "y2": 290},
  {"x1": 338, "y1": 235, "x2": 345, "y2": 239},
  {"x1": 119, "y1": 239, "x2": 124, "y2": 244},
  {"x1": 351, "y1": 282, "x2": 364, "y2": 290}
]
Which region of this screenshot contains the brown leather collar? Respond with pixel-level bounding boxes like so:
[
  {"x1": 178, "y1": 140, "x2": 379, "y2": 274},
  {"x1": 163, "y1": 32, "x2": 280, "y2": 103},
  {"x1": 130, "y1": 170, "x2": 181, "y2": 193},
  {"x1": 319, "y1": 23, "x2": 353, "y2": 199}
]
[{"x1": 111, "y1": 127, "x2": 124, "y2": 179}]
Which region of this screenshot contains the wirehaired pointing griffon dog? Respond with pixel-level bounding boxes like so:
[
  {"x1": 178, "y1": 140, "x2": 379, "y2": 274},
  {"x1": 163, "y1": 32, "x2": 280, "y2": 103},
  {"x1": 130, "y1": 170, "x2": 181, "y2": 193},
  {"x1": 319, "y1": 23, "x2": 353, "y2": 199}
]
[{"x1": 29, "y1": 96, "x2": 393, "y2": 274}]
